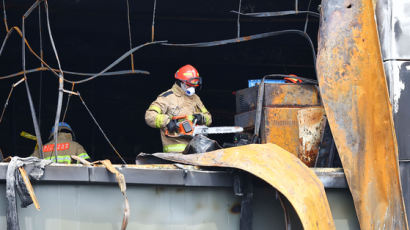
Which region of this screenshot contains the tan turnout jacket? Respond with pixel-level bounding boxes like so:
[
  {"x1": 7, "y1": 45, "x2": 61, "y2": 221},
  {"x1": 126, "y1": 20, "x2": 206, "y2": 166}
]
[
  {"x1": 145, "y1": 83, "x2": 212, "y2": 152},
  {"x1": 32, "y1": 132, "x2": 90, "y2": 164}
]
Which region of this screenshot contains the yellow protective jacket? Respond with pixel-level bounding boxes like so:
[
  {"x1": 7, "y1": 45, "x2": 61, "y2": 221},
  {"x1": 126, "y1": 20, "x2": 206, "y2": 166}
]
[
  {"x1": 32, "y1": 132, "x2": 91, "y2": 164},
  {"x1": 145, "y1": 83, "x2": 212, "y2": 153}
]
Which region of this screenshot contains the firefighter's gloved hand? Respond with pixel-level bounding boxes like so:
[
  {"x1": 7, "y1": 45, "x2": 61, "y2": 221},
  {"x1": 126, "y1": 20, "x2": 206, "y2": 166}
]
[
  {"x1": 166, "y1": 119, "x2": 178, "y2": 132},
  {"x1": 193, "y1": 114, "x2": 205, "y2": 125}
]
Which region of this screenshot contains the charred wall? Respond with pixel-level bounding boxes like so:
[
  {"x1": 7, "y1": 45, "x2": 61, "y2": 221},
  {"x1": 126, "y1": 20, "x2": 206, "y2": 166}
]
[{"x1": 0, "y1": 0, "x2": 321, "y2": 162}]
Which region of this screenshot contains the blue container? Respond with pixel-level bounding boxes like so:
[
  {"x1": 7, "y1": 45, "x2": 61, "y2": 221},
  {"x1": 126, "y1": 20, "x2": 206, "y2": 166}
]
[{"x1": 248, "y1": 79, "x2": 286, "y2": 88}]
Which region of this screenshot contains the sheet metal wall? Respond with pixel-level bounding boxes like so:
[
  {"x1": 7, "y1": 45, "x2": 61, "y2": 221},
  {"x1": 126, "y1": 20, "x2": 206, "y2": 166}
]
[
  {"x1": 0, "y1": 184, "x2": 359, "y2": 230},
  {"x1": 376, "y1": 0, "x2": 410, "y2": 223}
]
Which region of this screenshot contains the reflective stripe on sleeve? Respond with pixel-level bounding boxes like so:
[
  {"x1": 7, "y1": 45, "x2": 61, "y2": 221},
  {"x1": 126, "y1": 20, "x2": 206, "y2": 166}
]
[
  {"x1": 149, "y1": 105, "x2": 162, "y2": 114},
  {"x1": 204, "y1": 114, "x2": 211, "y2": 126},
  {"x1": 155, "y1": 114, "x2": 168, "y2": 128},
  {"x1": 163, "y1": 144, "x2": 187, "y2": 153},
  {"x1": 199, "y1": 107, "x2": 208, "y2": 113},
  {"x1": 78, "y1": 153, "x2": 91, "y2": 160}
]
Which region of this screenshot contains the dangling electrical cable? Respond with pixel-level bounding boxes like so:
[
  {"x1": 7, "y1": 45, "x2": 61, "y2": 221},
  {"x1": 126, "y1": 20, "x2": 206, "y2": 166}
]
[
  {"x1": 163, "y1": 30, "x2": 316, "y2": 65},
  {"x1": 230, "y1": 10, "x2": 319, "y2": 18},
  {"x1": 62, "y1": 83, "x2": 75, "y2": 122},
  {"x1": 71, "y1": 41, "x2": 165, "y2": 84},
  {"x1": 295, "y1": 0, "x2": 298, "y2": 13},
  {"x1": 151, "y1": 0, "x2": 157, "y2": 42},
  {"x1": 1, "y1": 25, "x2": 154, "y2": 83},
  {"x1": 125, "y1": 0, "x2": 134, "y2": 72},
  {"x1": 0, "y1": 68, "x2": 149, "y2": 80},
  {"x1": 77, "y1": 92, "x2": 127, "y2": 164},
  {"x1": 236, "y1": 0, "x2": 242, "y2": 38},
  {"x1": 0, "y1": 78, "x2": 24, "y2": 124},
  {"x1": 22, "y1": 0, "x2": 44, "y2": 158},
  {"x1": 304, "y1": 0, "x2": 313, "y2": 33},
  {"x1": 43, "y1": 0, "x2": 65, "y2": 160},
  {"x1": 37, "y1": 5, "x2": 43, "y2": 127},
  {"x1": 2, "y1": 0, "x2": 8, "y2": 31}
]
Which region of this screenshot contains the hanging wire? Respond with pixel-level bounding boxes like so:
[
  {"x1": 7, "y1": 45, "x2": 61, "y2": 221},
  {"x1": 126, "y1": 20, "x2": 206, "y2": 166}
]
[
  {"x1": 151, "y1": 0, "x2": 157, "y2": 42},
  {"x1": 22, "y1": 0, "x2": 44, "y2": 158},
  {"x1": 0, "y1": 78, "x2": 24, "y2": 124},
  {"x1": 43, "y1": 0, "x2": 66, "y2": 159},
  {"x1": 70, "y1": 41, "x2": 165, "y2": 84},
  {"x1": 62, "y1": 83, "x2": 75, "y2": 122},
  {"x1": 0, "y1": 26, "x2": 154, "y2": 82},
  {"x1": 236, "y1": 0, "x2": 242, "y2": 38},
  {"x1": 44, "y1": 0, "x2": 63, "y2": 75},
  {"x1": 163, "y1": 30, "x2": 316, "y2": 66},
  {"x1": 295, "y1": 0, "x2": 298, "y2": 13},
  {"x1": 38, "y1": 4, "x2": 43, "y2": 127},
  {"x1": 125, "y1": 0, "x2": 135, "y2": 72},
  {"x1": 2, "y1": 0, "x2": 8, "y2": 31},
  {"x1": 77, "y1": 92, "x2": 127, "y2": 164},
  {"x1": 304, "y1": 0, "x2": 313, "y2": 33},
  {"x1": 230, "y1": 10, "x2": 319, "y2": 18},
  {"x1": 0, "y1": 67, "x2": 149, "y2": 80}
]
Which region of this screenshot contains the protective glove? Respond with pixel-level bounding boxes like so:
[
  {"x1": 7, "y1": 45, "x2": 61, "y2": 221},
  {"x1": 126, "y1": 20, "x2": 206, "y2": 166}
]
[
  {"x1": 166, "y1": 119, "x2": 178, "y2": 132},
  {"x1": 193, "y1": 113, "x2": 205, "y2": 125}
]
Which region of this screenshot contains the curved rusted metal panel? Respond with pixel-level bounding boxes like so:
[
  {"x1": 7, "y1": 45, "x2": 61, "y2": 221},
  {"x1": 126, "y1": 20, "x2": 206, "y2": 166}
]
[
  {"x1": 317, "y1": 0, "x2": 408, "y2": 229},
  {"x1": 153, "y1": 143, "x2": 335, "y2": 229}
]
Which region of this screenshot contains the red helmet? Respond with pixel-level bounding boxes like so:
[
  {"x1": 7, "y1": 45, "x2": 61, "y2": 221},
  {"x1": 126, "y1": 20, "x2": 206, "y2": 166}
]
[{"x1": 175, "y1": 65, "x2": 202, "y2": 87}]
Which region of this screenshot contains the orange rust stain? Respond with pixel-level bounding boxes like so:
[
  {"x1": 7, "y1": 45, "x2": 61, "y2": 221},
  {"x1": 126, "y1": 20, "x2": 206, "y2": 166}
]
[
  {"x1": 154, "y1": 144, "x2": 336, "y2": 229},
  {"x1": 266, "y1": 85, "x2": 321, "y2": 106},
  {"x1": 297, "y1": 107, "x2": 326, "y2": 167},
  {"x1": 263, "y1": 107, "x2": 300, "y2": 156},
  {"x1": 230, "y1": 203, "x2": 241, "y2": 214},
  {"x1": 317, "y1": 0, "x2": 408, "y2": 229}
]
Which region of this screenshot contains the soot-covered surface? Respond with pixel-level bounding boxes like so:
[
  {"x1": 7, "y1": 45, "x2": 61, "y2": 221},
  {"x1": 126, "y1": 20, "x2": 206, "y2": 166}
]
[{"x1": 0, "y1": 0, "x2": 320, "y2": 163}]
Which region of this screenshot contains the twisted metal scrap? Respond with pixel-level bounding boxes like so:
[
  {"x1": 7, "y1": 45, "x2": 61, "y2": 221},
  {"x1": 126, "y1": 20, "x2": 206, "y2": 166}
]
[
  {"x1": 317, "y1": 0, "x2": 408, "y2": 228},
  {"x1": 96, "y1": 160, "x2": 129, "y2": 230},
  {"x1": 153, "y1": 143, "x2": 335, "y2": 230}
]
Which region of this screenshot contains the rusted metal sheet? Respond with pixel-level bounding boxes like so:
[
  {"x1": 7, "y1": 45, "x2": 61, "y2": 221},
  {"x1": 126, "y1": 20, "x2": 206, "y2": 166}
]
[
  {"x1": 235, "y1": 84, "x2": 321, "y2": 114},
  {"x1": 297, "y1": 107, "x2": 326, "y2": 167},
  {"x1": 263, "y1": 107, "x2": 300, "y2": 155},
  {"x1": 317, "y1": 0, "x2": 408, "y2": 229},
  {"x1": 152, "y1": 143, "x2": 336, "y2": 230}
]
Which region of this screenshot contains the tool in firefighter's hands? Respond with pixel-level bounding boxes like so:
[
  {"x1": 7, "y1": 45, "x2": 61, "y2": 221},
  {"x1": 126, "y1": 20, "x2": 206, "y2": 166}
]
[
  {"x1": 165, "y1": 116, "x2": 195, "y2": 137},
  {"x1": 192, "y1": 113, "x2": 205, "y2": 125},
  {"x1": 165, "y1": 115, "x2": 243, "y2": 137},
  {"x1": 166, "y1": 119, "x2": 179, "y2": 133}
]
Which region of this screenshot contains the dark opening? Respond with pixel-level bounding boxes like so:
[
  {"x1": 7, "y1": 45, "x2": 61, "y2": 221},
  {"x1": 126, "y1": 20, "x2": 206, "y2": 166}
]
[{"x1": 0, "y1": 0, "x2": 321, "y2": 163}]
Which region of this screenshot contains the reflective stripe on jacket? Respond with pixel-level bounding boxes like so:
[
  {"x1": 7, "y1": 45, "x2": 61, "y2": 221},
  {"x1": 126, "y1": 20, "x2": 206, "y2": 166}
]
[
  {"x1": 145, "y1": 83, "x2": 212, "y2": 153},
  {"x1": 31, "y1": 132, "x2": 91, "y2": 164}
]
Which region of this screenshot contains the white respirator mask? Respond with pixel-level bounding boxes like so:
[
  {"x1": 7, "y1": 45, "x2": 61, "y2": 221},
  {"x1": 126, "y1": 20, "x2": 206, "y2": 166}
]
[{"x1": 181, "y1": 83, "x2": 196, "y2": 96}]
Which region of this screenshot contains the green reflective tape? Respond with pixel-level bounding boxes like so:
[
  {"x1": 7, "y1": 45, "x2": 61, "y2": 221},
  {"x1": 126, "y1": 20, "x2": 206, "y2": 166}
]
[
  {"x1": 45, "y1": 155, "x2": 71, "y2": 164},
  {"x1": 155, "y1": 114, "x2": 167, "y2": 128},
  {"x1": 205, "y1": 114, "x2": 211, "y2": 126},
  {"x1": 78, "y1": 153, "x2": 90, "y2": 159},
  {"x1": 149, "y1": 105, "x2": 162, "y2": 114},
  {"x1": 155, "y1": 115, "x2": 161, "y2": 128},
  {"x1": 163, "y1": 144, "x2": 187, "y2": 153},
  {"x1": 187, "y1": 115, "x2": 194, "y2": 121},
  {"x1": 200, "y1": 107, "x2": 208, "y2": 113}
]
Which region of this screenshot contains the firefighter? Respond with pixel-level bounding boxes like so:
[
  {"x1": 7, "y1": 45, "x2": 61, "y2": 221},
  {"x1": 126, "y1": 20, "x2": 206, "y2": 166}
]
[
  {"x1": 145, "y1": 64, "x2": 212, "y2": 153},
  {"x1": 32, "y1": 122, "x2": 91, "y2": 163}
]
